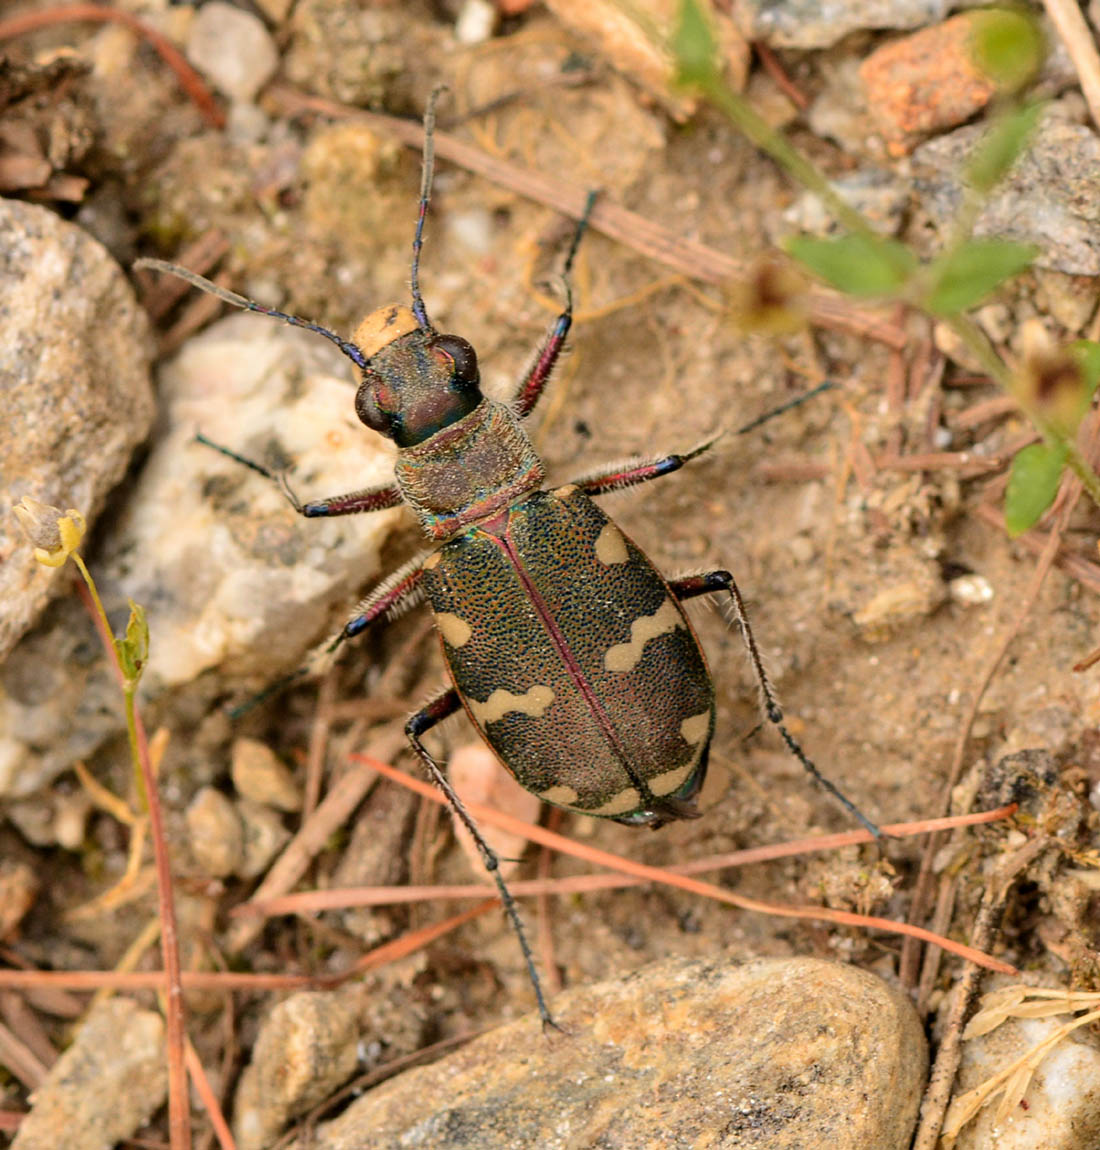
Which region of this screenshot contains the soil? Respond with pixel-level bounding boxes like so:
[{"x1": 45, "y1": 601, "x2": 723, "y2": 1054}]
[{"x1": 3, "y1": 2, "x2": 1100, "y2": 1146}]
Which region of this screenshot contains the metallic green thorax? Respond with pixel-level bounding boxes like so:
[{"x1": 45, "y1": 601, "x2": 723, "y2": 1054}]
[{"x1": 393, "y1": 399, "x2": 544, "y2": 540}]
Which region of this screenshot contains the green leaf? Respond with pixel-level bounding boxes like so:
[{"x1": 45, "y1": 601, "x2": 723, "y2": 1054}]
[
  {"x1": 1004, "y1": 442, "x2": 1066, "y2": 536},
  {"x1": 115, "y1": 599, "x2": 149, "y2": 687},
  {"x1": 968, "y1": 7, "x2": 1046, "y2": 93},
  {"x1": 926, "y1": 239, "x2": 1037, "y2": 315},
  {"x1": 784, "y1": 233, "x2": 917, "y2": 297},
  {"x1": 967, "y1": 102, "x2": 1043, "y2": 194},
  {"x1": 673, "y1": 0, "x2": 719, "y2": 87},
  {"x1": 1071, "y1": 340, "x2": 1100, "y2": 400}
]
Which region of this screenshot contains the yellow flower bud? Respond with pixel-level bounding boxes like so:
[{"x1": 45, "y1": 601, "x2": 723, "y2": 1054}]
[{"x1": 13, "y1": 497, "x2": 87, "y2": 568}]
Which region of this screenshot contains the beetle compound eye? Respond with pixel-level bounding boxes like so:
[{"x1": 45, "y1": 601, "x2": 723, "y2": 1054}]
[
  {"x1": 432, "y1": 335, "x2": 479, "y2": 389},
  {"x1": 355, "y1": 373, "x2": 400, "y2": 438}
]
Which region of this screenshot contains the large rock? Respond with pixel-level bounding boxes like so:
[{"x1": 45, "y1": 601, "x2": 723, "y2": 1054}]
[
  {"x1": 0, "y1": 199, "x2": 154, "y2": 663},
  {"x1": 290, "y1": 956, "x2": 928, "y2": 1149}
]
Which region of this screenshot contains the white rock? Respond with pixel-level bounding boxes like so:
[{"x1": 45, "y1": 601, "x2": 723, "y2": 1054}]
[
  {"x1": 951, "y1": 989, "x2": 1100, "y2": 1149},
  {"x1": 187, "y1": 2, "x2": 279, "y2": 104},
  {"x1": 103, "y1": 313, "x2": 400, "y2": 690}
]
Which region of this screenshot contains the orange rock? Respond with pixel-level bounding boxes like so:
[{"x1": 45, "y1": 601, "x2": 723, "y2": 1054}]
[{"x1": 859, "y1": 15, "x2": 997, "y2": 155}]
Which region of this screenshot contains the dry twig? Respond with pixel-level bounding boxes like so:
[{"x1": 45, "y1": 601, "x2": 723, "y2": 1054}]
[
  {"x1": 1041, "y1": 0, "x2": 1100, "y2": 131},
  {"x1": 343, "y1": 754, "x2": 1017, "y2": 972},
  {"x1": 264, "y1": 83, "x2": 908, "y2": 350},
  {"x1": 0, "y1": 5, "x2": 223, "y2": 128}
]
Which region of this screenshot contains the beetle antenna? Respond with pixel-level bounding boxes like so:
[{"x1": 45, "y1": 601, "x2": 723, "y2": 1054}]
[
  {"x1": 563, "y1": 189, "x2": 599, "y2": 278},
  {"x1": 133, "y1": 259, "x2": 370, "y2": 368},
  {"x1": 410, "y1": 85, "x2": 447, "y2": 332},
  {"x1": 734, "y1": 381, "x2": 836, "y2": 436}
]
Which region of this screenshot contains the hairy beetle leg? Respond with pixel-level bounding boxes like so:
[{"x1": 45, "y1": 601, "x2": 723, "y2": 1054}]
[
  {"x1": 332, "y1": 558, "x2": 427, "y2": 650},
  {"x1": 513, "y1": 305, "x2": 573, "y2": 419},
  {"x1": 512, "y1": 190, "x2": 597, "y2": 419},
  {"x1": 298, "y1": 486, "x2": 404, "y2": 517},
  {"x1": 671, "y1": 571, "x2": 884, "y2": 840},
  {"x1": 406, "y1": 689, "x2": 553, "y2": 1026},
  {"x1": 573, "y1": 435, "x2": 721, "y2": 497},
  {"x1": 195, "y1": 431, "x2": 403, "y2": 517}
]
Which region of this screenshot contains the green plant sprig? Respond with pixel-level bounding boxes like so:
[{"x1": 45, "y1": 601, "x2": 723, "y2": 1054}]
[
  {"x1": 12, "y1": 497, "x2": 190, "y2": 1149},
  {"x1": 671, "y1": 0, "x2": 1100, "y2": 536}
]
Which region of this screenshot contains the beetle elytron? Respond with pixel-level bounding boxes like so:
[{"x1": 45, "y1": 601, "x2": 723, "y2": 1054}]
[{"x1": 138, "y1": 92, "x2": 875, "y2": 1022}]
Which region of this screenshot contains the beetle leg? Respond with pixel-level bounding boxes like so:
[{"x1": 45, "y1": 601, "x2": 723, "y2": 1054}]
[
  {"x1": 671, "y1": 570, "x2": 884, "y2": 839},
  {"x1": 513, "y1": 302, "x2": 573, "y2": 419},
  {"x1": 196, "y1": 432, "x2": 403, "y2": 517},
  {"x1": 227, "y1": 556, "x2": 428, "y2": 719},
  {"x1": 331, "y1": 556, "x2": 429, "y2": 649},
  {"x1": 572, "y1": 434, "x2": 721, "y2": 497},
  {"x1": 513, "y1": 191, "x2": 598, "y2": 419},
  {"x1": 406, "y1": 689, "x2": 554, "y2": 1026}
]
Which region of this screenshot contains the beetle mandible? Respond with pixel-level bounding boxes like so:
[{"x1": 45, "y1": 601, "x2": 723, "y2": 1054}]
[{"x1": 137, "y1": 91, "x2": 876, "y2": 1023}]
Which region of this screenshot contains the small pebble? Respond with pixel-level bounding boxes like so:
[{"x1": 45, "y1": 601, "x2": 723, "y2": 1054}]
[
  {"x1": 236, "y1": 797, "x2": 292, "y2": 880},
  {"x1": 233, "y1": 989, "x2": 361, "y2": 1150},
  {"x1": 1032, "y1": 269, "x2": 1100, "y2": 334},
  {"x1": 947, "y1": 979, "x2": 1100, "y2": 1149},
  {"x1": 914, "y1": 108, "x2": 1100, "y2": 275},
  {"x1": 785, "y1": 170, "x2": 910, "y2": 236},
  {"x1": 98, "y1": 313, "x2": 398, "y2": 691},
  {"x1": 187, "y1": 785, "x2": 245, "y2": 877},
  {"x1": 231, "y1": 737, "x2": 302, "y2": 812},
  {"x1": 186, "y1": 2, "x2": 279, "y2": 104},
  {"x1": 738, "y1": 0, "x2": 951, "y2": 49},
  {"x1": 454, "y1": 0, "x2": 497, "y2": 45},
  {"x1": 543, "y1": 0, "x2": 747, "y2": 112},
  {"x1": 224, "y1": 101, "x2": 271, "y2": 147},
  {"x1": 52, "y1": 790, "x2": 92, "y2": 851},
  {"x1": 934, "y1": 321, "x2": 987, "y2": 373},
  {"x1": 860, "y1": 15, "x2": 997, "y2": 154},
  {"x1": 12, "y1": 998, "x2": 166, "y2": 1150},
  {"x1": 0, "y1": 860, "x2": 39, "y2": 941},
  {"x1": 0, "y1": 199, "x2": 153, "y2": 665},
  {"x1": 949, "y1": 573, "x2": 994, "y2": 608}
]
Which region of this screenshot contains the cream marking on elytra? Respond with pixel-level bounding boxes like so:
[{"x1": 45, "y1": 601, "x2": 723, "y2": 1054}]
[
  {"x1": 594, "y1": 522, "x2": 629, "y2": 566},
  {"x1": 469, "y1": 684, "x2": 555, "y2": 726},
  {"x1": 648, "y1": 760, "x2": 698, "y2": 797},
  {"x1": 603, "y1": 599, "x2": 684, "y2": 673},
  {"x1": 422, "y1": 551, "x2": 442, "y2": 570},
  {"x1": 552, "y1": 484, "x2": 579, "y2": 497},
  {"x1": 680, "y1": 710, "x2": 712, "y2": 745},
  {"x1": 539, "y1": 783, "x2": 579, "y2": 806},
  {"x1": 591, "y1": 787, "x2": 642, "y2": 816},
  {"x1": 436, "y1": 612, "x2": 472, "y2": 648}
]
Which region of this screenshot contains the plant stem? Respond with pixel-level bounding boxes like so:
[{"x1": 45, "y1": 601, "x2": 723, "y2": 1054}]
[
  {"x1": 699, "y1": 77, "x2": 877, "y2": 240},
  {"x1": 72, "y1": 553, "x2": 150, "y2": 809},
  {"x1": 71, "y1": 569, "x2": 191, "y2": 1150}
]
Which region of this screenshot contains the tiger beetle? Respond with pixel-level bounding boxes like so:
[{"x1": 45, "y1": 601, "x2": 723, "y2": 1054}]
[{"x1": 137, "y1": 90, "x2": 880, "y2": 1025}]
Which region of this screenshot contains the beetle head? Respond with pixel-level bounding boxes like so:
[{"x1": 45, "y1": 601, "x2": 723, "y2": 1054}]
[{"x1": 351, "y1": 304, "x2": 483, "y2": 448}]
